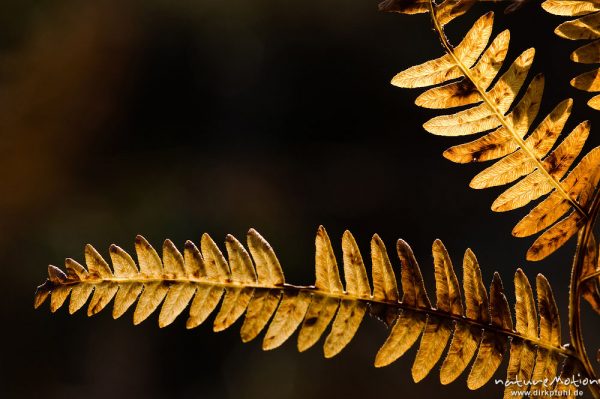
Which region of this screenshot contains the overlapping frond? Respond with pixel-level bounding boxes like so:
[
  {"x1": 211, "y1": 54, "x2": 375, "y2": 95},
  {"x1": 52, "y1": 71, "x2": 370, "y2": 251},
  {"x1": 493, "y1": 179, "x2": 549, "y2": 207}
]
[
  {"x1": 35, "y1": 227, "x2": 576, "y2": 392},
  {"x1": 387, "y1": 6, "x2": 600, "y2": 261},
  {"x1": 543, "y1": 0, "x2": 600, "y2": 109}
]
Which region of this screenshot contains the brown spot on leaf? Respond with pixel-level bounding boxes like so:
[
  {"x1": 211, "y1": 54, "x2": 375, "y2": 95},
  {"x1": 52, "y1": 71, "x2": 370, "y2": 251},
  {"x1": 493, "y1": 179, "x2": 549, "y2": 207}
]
[
  {"x1": 304, "y1": 317, "x2": 318, "y2": 327},
  {"x1": 455, "y1": 80, "x2": 477, "y2": 99}
]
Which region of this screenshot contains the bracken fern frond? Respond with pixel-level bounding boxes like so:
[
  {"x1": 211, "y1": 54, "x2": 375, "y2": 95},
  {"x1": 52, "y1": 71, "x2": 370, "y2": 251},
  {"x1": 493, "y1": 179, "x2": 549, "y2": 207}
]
[{"x1": 35, "y1": 227, "x2": 580, "y2": 395}]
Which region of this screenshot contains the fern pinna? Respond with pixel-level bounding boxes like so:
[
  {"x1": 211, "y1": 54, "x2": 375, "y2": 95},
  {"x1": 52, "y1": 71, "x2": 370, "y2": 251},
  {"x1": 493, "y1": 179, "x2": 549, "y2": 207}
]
[
  {"x1": 383, "y1": 2, "x2": 600, "y2": 261},
  {"x1": 543, "y1": 0, "x2": 600, "y2": 110},
  {"x1": 35, "y1": 227, "x2": 580, "y2": 397}
]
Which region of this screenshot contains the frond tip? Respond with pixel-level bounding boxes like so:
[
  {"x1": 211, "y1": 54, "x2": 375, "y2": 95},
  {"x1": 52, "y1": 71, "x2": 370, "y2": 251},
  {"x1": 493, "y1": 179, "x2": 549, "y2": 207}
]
[{"x1": 35, "y1": 227, "x2": 578, "y2": 393}]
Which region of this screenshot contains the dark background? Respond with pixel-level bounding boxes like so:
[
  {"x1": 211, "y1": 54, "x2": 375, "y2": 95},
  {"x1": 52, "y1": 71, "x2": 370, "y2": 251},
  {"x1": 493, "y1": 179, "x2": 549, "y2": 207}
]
[{"x1": 1, "y1": 0, "x2": 599, "y2": 398}]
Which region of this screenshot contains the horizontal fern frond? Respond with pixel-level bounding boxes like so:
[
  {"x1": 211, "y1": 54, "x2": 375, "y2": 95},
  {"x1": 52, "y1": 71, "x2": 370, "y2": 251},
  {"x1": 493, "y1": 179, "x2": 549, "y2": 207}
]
[
  {"x1": 543, "y1": 0, "x2": 600, "y2": 109},
  {"x1": 35, "y1": 227, "x2": 579, "y2": 393},
  {"x1": 387, "y1": 5, "x2": 600, "y2": 260}
]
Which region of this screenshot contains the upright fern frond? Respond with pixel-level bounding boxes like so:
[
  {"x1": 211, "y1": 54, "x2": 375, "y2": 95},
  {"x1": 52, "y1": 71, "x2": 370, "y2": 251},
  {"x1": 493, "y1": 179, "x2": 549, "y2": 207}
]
[
  {"x1": 581, "y1": 233, "x2": 600, "y2": 314},
  {"x1": 386, "y1": 3, "x2": 600, "y2": 260},
  {"x1": 35, "y1": 227, "x2": 580, "y2": 394},
  {"x1": 543, "y1": 0, "x2": 600, "y2": 109}
]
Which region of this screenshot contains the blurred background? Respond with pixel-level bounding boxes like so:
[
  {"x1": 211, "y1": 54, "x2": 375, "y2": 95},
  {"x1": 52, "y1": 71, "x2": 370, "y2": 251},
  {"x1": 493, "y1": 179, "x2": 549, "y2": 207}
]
[{"x1": 1, "y1": 0, "x2": 599, "y2": 398}]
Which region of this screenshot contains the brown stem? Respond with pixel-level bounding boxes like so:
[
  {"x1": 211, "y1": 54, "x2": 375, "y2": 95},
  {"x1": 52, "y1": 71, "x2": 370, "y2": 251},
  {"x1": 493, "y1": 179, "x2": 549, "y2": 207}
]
[
  {"x1": 570, "y1": 186, "x2": 600, "y2": 399},
  {"x1": 42, "y1": 275, "x2": 578, "y2": 357}
]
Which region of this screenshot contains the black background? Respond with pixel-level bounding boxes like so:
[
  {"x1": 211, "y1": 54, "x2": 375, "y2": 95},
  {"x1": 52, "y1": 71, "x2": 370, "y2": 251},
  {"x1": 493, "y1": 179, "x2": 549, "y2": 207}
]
[{"x1": 1, "y1": 0, "x2": 599, "y2": 398}]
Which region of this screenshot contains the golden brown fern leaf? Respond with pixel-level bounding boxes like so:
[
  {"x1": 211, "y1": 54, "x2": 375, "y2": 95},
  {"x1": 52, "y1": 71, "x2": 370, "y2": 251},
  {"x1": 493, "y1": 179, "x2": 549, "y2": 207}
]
[
  {"x1": 35, "y1": 227, "x2": 577, "y2": 392},
  {"x1": 389, "y1": 8, "x2": 600, "y2": 261},
  {"x1": 543, "y1": 0, "x2": 600, "y2": 109}
]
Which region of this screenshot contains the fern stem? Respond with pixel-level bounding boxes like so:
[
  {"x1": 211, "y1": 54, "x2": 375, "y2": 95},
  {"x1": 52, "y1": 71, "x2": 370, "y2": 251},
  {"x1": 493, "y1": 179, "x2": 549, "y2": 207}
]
[
  {"x1": 570, "y1": 185, "x2": 600, "y2": 399},
  {"x1": 426, "y1": 0, "x2": 587, "y2": 219},
  {"x1": 53, "y1": 276, "x2": 577, "y2": 358}
]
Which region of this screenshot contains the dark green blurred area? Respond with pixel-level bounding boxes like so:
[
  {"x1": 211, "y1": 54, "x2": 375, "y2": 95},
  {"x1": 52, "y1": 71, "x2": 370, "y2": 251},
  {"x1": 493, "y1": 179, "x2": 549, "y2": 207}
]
[{"x1": 1, "y1": 0, "x2": 599, "y2": 398}]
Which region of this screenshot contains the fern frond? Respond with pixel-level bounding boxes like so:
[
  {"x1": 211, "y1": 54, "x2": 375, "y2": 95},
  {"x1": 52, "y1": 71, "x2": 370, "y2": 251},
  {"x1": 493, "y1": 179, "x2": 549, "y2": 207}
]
[
  {"x1": 388, "y1": 6, "x2": 600, "y2": 260},
  {"x1": 543, "y1": 1, "x2": 600, "y2": 109},
  {"x1": 35, "y1": 227, "x2": 579, "y2": 393}
]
